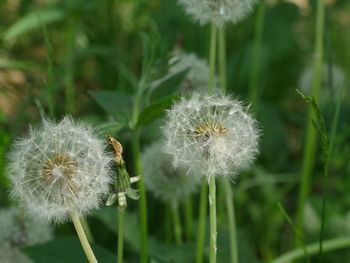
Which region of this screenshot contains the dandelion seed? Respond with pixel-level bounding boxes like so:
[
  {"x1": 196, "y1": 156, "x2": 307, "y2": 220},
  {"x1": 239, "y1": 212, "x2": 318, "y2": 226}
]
[
  {"x1": 142, "y1": 141, "x2": 201, "y2": 207},
  {"x1": 163, "y1": 93, "x2": 260, "y2": 180},
  {"x1": 7, "y1": 117, "x2": 113, "y2": 223},
  {"x1": 0, "y1": 207, "x2": 53, "y2": 263},
  {"x1": 178, "y1": 0, "x2": 258, "y2": 27}
]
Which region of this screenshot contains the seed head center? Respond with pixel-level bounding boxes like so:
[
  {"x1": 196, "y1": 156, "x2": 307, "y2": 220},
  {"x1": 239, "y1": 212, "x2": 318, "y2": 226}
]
[
  {"x1": 42, "y1": 154, "x2": 77, "y2": 181},
  {"x1": 194, "y1": 122, "x2": 227, "y2": 142}
]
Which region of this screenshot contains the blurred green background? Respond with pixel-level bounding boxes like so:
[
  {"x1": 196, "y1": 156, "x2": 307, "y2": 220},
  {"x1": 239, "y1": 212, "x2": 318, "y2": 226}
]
[{"x1": 0, "y1": 0, "x2": 350, "y2": 262}]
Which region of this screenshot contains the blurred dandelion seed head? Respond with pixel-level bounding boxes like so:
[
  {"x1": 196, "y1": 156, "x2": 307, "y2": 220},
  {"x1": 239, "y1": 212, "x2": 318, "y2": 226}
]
[
  {"x1": 142, "y1": 141, "x2": 201, "y2": 206},
  {"x1": 7, "y1": 117, "x2": 113, "y2": 223},
  {"x1": 0, "y1": 207, "x2": 53, "y2": 263},
  {"x1": 178, "y1": 0, "x2": 258, "y2": 26},
  {"x1": 163, "y1": 93, "x2": 260, "y2": 180},
  {"x1": 299, "y1": 64, "x2": 346, "y2": 105}
]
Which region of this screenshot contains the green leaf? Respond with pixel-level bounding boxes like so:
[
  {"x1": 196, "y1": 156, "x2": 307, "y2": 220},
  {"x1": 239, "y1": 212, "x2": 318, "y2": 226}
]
[
  {"x1": 23, "y1": 236, "x2": 117, "y2": 263},
  {"x1": 150, "y1": 69, "x2": 189, "y2": 101},
  {"x1": 137, "y1": 95, "x2": 179, "y2": 127},
  {"x1": 3, "y1": 9, "x2": 65, "y2": 42},
  {"x1": 88, "y1": 91, "x2": 133, "y2": 126}
]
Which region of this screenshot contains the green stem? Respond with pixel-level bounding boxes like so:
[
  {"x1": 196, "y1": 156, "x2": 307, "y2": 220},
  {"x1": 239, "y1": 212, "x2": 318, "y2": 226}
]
[
  {"x1": 118, "y1": 208, "x2": 125, "y2": 263},
  {"x1": 248, "y1": 0, "x2": 266, "y2": 108},
  {"x1": 209, "y1": 23, "x2": 218, "y2": 94},
  {"x1": 222, "y1": 179, "x2": 239, "y2": 263},
  {"x1": 295, "y1": 0, "x2": 325, "y2": 245},
  {"x1": 64, "y1": 19, "x2": 75, "y2": 114},
  {"x1": 132, "y1": 129, "x2": 148, "y2": 263},
  {"x1": 81, "y1": 218, "x2": 94, "y2": 243},
  {"x1": 184, "y1": 196, "x2": 193, "y2": 241},
  {"x1": 172, "y1": 204, "x2": 183, "y2": 244},
  {"x1": 70, "y1": 211, "x2": 98, "y2": 263},
  {"x1": 271, "y1": 237, "x2": 350, "y2": 263},
  {"x1": 196, "y1": 182, "x2": 208, "y2": 263},
  {"x1": 218, "y1": 26, "x2": 227, "y2": 93},
  {"x1": 209, "y1": 176, "x2": 217, "y2": 263}
]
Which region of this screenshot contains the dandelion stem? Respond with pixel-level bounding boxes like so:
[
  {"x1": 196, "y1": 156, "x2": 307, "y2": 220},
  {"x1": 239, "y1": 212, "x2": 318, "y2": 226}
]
[
  {"x1": 209, "y1": 176, "x2": 217, "y2": 263},
  {"x1": 209, "y1": 23, "x2": 218, "y2": 94},
  {"x1": 172, "y1": 204, "x2": 183, "y2": 244},
  {"x1": 184, "y1": 196, "x2": 193, "y2": 241},
  {"x1": 295, "y1": 0, "x2": 325, "y2": 246},
  {"x1": 196, "y1": 182, "x2": 207, "y2": 263},
  {"x1": 131, "y1": 129, "x2": 148, "y2": 263},
  {"x1": 218, "y1": 26, "x2": 227, "y2": 93},
  {"x1": 218, "y1": 25, "x2": 239, "y2": 263},
  {"x1": 248, "y1": 0, "x2": 266, "y2": 108},
  {"x1": 222, "y1": 180, "x2": 239, "y2": 263},
  {"x1": 118, "y1": 208, "x2": 125, "y2": 263},
  {"x1": 70, "y1": 211, "x2": 98, "y2": 263},
  {"x1": 81, "y1": 217, "x2": 94, "y2": 243}
]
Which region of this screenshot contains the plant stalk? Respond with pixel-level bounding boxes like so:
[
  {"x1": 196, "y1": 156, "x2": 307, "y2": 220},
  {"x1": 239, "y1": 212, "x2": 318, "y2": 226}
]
[
  {"x1": 172, "y1": 204, "x2": 183, "y2": 244},
  {"x1": 248, "y1": 0, "x2": 266, "y2": 108},
  {"x1": 118, "y1": 208, "x2": 125, "y2": 263},
  {"x1": 70, "y1": 211, "x2": 98, "y2": 263},
  {"x1": 223, "y1": 179, "x2": 239, "y2": 263},
  {"x1": 132, "y1": 129, "x2": 148, "y2": 263},
  {"x1": 184, "y1": 196, "x2": 193, "y2": 241},
  {"x1": 196, "y1": 182, "x2": 208, "y2": 263},
  {"x1": 209, "y1": 23, "x2": 218, "y2": 94},
  {"x1": 209, "y1": 176, "x2": 217, "y2": 263},
  {"x1": 295, "y1": 0, "x2": 325, "y2": 244}
]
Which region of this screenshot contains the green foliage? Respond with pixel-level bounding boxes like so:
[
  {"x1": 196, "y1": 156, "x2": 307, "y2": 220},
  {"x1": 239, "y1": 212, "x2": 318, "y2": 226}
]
[
  {"x1": 3, "y1": 9, "x2": 65, "y2": 42},
  {"x1": 24, "y1": 236, "x2": 117, "y2": 263}
]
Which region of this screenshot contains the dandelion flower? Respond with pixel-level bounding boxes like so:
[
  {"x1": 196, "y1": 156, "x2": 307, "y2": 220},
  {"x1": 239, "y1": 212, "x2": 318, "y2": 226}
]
[
  {"x1": 142, "y1": 141, "x2": 201, "y2": 207},
  {"x1": 0, "y1": 207, "x2": 53, "y2": 263},
  {"x1": 7, "y1": 117, "x2": 112, "y2": 223},
  {"x1": 178, "y1": 0, "x2": 258, "y2": 26},
  {"x1": 163, "y1": 93, "x2": 259, "y2": 180}
]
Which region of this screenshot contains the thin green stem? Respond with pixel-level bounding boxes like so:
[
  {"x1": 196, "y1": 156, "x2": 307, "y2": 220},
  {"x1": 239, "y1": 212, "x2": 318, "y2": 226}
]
[
  {"x1": 271, "y1": 237, "x2": 350, "y2": 263},
  {"x1": 248, "y1": 0, "x2": 266, "y2": 108},
  {"x1": 64, "y1": 19, "x2": 75, "y2": 114},
  {"x1": 81, "y1": 218, "x2": 94, "y2": 243},
  {"x1": 222, "y1": 179, "x2": 239, "y2": 263},
  {"x1": 131, "y1": 129, "x2": 148, "y2": 263},
  {"x1": 172, "y1": 204, "x2": 183, "y2": 244},
  {"x1": 295, "y1": 0, "x2": 325, "y2": 245},
  {"x1": 196, "y1": 182, "x2": 208, "y2": 263},
  {"x1": 118, "y1": 208, "x2": 125, "y2": 263},
  {"x1": 209, "y1": 23, "x2": 217, "y2": 94},
  {"x1": 184, "y1": 196, "x2": 193, "y2": 241},
  {"x1": 70, "y1": 211, "x2": 98, "y2": 263},
  {"x1": 209, "y1": 176, "x2": 217, "y2": 263},
  {"x1": 218, "y1": 24, "x2": 239, "y2": 263},
  {"x1": 218, "y1": 26, "x2": 227, "y2": 93}
]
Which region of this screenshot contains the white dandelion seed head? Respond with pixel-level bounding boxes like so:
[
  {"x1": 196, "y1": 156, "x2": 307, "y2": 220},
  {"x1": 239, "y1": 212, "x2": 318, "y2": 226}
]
[
  {"x1": 0, "y1": 206, "x2": 53, "y2": 263},
  {"x1": 142, "y1": 141, "x2": 201, "y2": 206},
  {"x1": 7, "y1": 117, "x2": 113, "y2": 223},
  {"x1": 178, "y1": 0, "x2": 258, "y2": 27},
  {"x1": 299, "y1": 64, "x2": 346, "y2": 105},
  {"x1": 163, "y1": 93, "x2": 260, "y2": 180},
  {"x1": 168, "y1": 52, "x2": 211, "y2": 92}
]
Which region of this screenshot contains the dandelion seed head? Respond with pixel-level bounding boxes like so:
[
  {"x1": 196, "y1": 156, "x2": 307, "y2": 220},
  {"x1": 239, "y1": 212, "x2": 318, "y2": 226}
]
[
  {"x1": 163, "y1": 93, "x2": 260, "y2": 180},
  {"x1": 0, "y1": 207, "x2": 53, "y2": 263},
  {"x1": 178, "y1": 0, "x2": 258, "y2": 26},
  {"x1": 142, "y1": 141, "x2": 201, "y2": 206},
  {"x1": 299, "y1": 64, "x2": 346, "y2": 105},
  {"x1": 7, "y1": 117, "x2": 113, "y2": 223}
]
